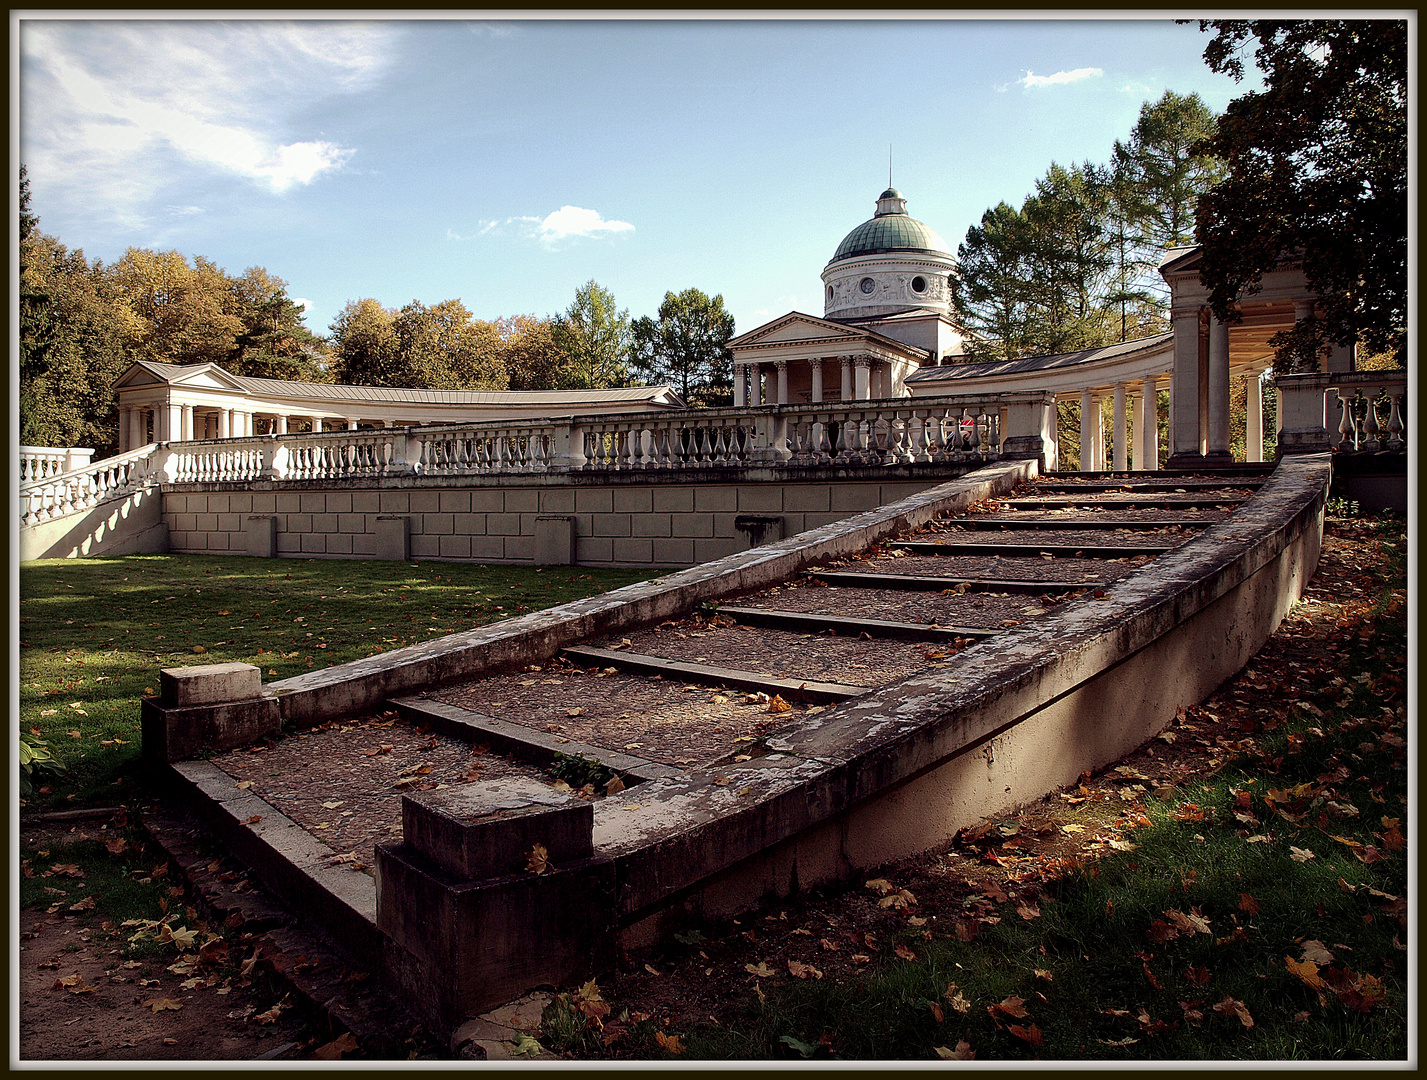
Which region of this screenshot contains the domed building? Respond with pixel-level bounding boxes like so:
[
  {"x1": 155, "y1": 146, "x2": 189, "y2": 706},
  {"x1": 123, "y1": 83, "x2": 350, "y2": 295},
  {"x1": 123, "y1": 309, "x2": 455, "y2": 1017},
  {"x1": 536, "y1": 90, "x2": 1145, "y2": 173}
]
[{"x1": 728, "y1": 188, "x2": 966, "y2": 406}]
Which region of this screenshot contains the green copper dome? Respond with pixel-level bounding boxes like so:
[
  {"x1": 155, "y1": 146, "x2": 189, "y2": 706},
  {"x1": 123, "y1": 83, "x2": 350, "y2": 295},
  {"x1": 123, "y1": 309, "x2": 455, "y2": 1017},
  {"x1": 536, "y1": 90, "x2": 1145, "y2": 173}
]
[{"x1": 830, "y1": 189, "x2": 949, "y2": 262}]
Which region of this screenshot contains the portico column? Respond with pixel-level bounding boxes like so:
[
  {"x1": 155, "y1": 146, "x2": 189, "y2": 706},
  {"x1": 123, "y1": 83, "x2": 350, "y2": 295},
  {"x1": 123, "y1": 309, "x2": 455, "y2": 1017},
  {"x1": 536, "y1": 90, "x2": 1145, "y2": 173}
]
[
  {"x1": 854, "y1": 356, "x2": 871, "y2": 400},
  {"x1": 809, "y1": 358, "x2": 824, "y2": 403},
  {"x1": 1079, "y1": 389, "x2": 1094, "y2": 472},
  {"x1": 1112, "y1": 383, "x2": 1128, "y2": 471},
  {"x1": 1094, "y1": 397, "x2": 1107, "y2": 470},
  {"x1": 164, "y1": 403, "x2": 181, "y2": 443},
  {"x1": 840, "y1": 357, "x2": 853, "y2": 402},
  {"x1": 132, "y1": 407, "x2": 147, "y2": 449},
  {"x1": 117, "y1": 407, "x2": 131, "y2": 452},
  {"x1": 347, "y1": 418, "x2": 360, "y2": 431},
  {"x1": 1246, "y1": 372, "x2": 1264, "y2": 462},
  {"x1": 180, "y1": 404, "x2": 194, "y2": 442},
  {"x1": 775, "y1": 360, "x2": 789, "y2": 405},
  {"x1": 1138, "y1": 379, "x2": 1160, "y2": 472},
  {"x1": 733, "y1": 363, "x2": 746, "y2": 407},
  {"x1": 1167, "y1": 305, "x2": 1204, "y2": 466},
  {"x1": 277, "y1": 415, "x2": 289, "y2": 435},
  {"x1": 1206, "y1": 315, "x2": 1232, "y2": 461}
]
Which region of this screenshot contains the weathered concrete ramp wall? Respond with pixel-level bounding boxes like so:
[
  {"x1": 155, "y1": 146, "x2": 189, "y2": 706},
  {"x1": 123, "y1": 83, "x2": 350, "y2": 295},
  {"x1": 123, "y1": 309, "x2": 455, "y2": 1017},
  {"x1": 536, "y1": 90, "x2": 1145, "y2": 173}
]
[{"x1": 597, "y1": 454, "x2": 1331, "y2": 947}]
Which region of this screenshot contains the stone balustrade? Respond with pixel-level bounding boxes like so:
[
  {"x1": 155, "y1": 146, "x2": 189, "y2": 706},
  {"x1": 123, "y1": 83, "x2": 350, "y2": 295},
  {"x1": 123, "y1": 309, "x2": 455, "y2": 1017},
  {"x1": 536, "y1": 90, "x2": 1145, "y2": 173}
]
[
  {"x1": 17, "y1": 394, "x2": 1058, "y2": 536},
  {"x1": 20, "y1": 445, "x2": 94, "y2": 483},
  {"x1": 1276, "y1": 369, "x2": 1408, "y2": 455},
  {"x1": 19, "y1": 443, "x2": 160, "y2": 527}
]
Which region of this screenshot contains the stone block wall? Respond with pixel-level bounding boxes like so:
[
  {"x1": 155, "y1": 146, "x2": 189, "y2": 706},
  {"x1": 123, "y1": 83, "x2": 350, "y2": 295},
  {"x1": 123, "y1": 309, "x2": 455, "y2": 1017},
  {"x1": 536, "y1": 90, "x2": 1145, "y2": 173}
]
[{"x1": 160, "y1": 475, "x2": 950, "y2": 567}]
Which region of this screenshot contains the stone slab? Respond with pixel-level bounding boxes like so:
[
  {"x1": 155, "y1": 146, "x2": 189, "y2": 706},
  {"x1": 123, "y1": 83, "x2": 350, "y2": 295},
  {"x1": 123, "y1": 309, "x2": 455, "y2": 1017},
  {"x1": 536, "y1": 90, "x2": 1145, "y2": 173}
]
[
  {"x1": 560, "y1": 645, "x2": 867, "y2": 702},
  {"x1": 402, "y1": 778, "x2": 593, "y2": 881},
  {"x1": 160, "y1": 661, "x2": 264, "y2": 707},
  {"x1": 716, "y1": 605, "x2": 999, "y2": 641}
]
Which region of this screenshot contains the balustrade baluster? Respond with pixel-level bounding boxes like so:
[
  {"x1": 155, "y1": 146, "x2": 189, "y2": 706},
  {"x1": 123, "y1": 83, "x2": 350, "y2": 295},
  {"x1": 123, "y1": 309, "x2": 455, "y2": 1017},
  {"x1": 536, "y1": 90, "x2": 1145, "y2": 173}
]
[
  {"x1": 1385, "y1": 392, "x2": 1405, "y2": 451},
  {"x1": 1336, "y1": 391, "x2": 1355, "y2": 450},
  {"x1": 1362, "y1": 391, "x2": 1382, "y2": 452}
]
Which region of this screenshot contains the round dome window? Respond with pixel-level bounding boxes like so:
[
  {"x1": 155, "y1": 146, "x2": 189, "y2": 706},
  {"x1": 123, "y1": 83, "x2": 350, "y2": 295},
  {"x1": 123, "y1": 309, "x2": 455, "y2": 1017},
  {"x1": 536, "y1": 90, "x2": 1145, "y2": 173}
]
[
  {"x1": 827, "y1": 285, "x2": 835, "y2": 302},
  {"x1": 911, "y1": 276, "x2": 927, "y2": 293},
  {"x1": 859, "y1": 277, "x2": 876, "y2": 295}
]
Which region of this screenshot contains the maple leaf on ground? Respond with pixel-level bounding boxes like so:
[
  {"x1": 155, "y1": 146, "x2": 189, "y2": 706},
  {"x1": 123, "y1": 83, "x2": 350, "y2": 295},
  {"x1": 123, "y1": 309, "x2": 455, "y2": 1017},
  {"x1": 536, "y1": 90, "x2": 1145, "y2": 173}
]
[
  {"x1": 1290, "y1": 846, "x2": 1316, "y2": 863},
  {"x1": 526, "y1": 843, "x2": 549, "y2": 875},
  {"x1": 1008, "y1": 1023, "x2": 1044, "y2": 1046},
  {"x1": 1146, "y1": 919, "x2": 1179, "y2": 944},
  {"x1": 68, "y1": 896, "x2": 96, "y2": 912},
  {"x1": 935, "y1": 1041, "x2": 975, "y2": 1060},
  {"x1": 1184, "y1": 965, "x2": 1210, "y2": 987},
  {"x1": 879, "y1": 889, "x2": 917, "y2": 910},
  {"x1": 988, "y1": 996, "x2": 1029, "y2": 1021},
  {"x1": 1016, "y1": 900, "x2": 1041, "y2": 921},
  {"x1": 863, "y1": 878, "x2": 894, "y2": 896},
  {"x1": 745, "y1": 962, "x2": 774, "y2": 978},
  {"x1": 144, "y1": 997, "x2": 184, "y2": 1012},
  {"x1": 787, "y1": 960, "x2": 823, "y2": 980},
  {"x1": 1299, "y1": 940, "x2": 1334, "y2": 965},
  {"x1": 1213, "y1": 996, "x2": 1254, "y2": 1028},
  {"x1": 1238, "y1": 893, "x2": 1260, "y2": 915},
  {"x1": 894, "y1": 944, "x2": 917, "y2": 962},
  {"x1": 1285, "y1": 956, "x2": 1326, "y2": 990},
  {"x1": 312, "y1": 1032, "x2": 359, "y2": 1060},
  {"x1": 655, "y1": 1031, "x2": 685, "y2": 1055}
]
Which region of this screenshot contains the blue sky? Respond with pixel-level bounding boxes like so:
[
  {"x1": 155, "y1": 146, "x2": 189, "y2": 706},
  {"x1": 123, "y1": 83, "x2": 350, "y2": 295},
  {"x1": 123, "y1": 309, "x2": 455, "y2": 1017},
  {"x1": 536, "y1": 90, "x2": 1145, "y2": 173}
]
[{"x1": 16, "y1": 15, "x2": 1257, "y2": 340}]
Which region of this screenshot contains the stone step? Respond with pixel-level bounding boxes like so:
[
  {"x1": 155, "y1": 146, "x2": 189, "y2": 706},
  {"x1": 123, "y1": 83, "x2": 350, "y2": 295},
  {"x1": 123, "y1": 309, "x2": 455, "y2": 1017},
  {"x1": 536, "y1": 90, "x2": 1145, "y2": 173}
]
[
  {"x1": 890, "y1": 540, "x2": 1174, "y2": 559},
  {"x1": 998, "y1": 496, "x2": 1247, "y2": 510},
  {"x1": 388, "y1": 696, "x2": 683, "y2": 782},
  {"x1": 943, "y1": 518, "x2": 1209, "y2": 531},
  {"x1": 1029, "y1": 478, "x2": 1266, "y2": 494},
  {"x1": 812, "y1": 570, "x2": 1108, "y2": 595},
  {"x1": 560, "y1": 644, "x2": 867, "y2": 703},
  {"x1": 716, "y1": 604, "x2": 1000, "y2": 641}
]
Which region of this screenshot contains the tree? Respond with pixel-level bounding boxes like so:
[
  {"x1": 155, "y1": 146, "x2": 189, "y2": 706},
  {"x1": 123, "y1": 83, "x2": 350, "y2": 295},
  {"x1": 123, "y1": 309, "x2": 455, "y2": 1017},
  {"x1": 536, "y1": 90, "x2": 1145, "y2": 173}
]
[
  {"x1": 226, "y1": 266, "x2": 330, "y2": 381},
  {"x1": 951, "y1": 202, "x2": 1036, "y2": 362},
  {"x1": 553, "y1": 281, "x2": 630, "y2": 390},
  {"x1": 392, "y1": 299, "x2": 506, "y2": 390},
  {"x1": 1193, "y1": 20, "x2": 1407, "y2": 369},
  {"x1": 629, "y1": 288, "x2": 735, "y2": 406},
  {"x1": 498, "y1": 314, "x2": 566, "y2": 391},
  {"x1": 329, "y1": 298, "x2": 401, "y2": 385}
]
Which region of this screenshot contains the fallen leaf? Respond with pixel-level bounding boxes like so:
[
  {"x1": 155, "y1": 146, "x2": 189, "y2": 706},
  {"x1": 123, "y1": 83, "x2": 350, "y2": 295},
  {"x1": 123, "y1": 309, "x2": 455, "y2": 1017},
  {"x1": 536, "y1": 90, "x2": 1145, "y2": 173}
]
[
  {"x1": 144, "y1": 997, "x2": 184, "y2": 1012},
  {"x1": 526, "y1": 843, "x2": 549, "y2": 875},
  {"x1": 766, "y1": 695, "x2": 792, "y2": 714},
  {"x1": 1008, "y1": 1024, "x2": 1044, "y2": 1046},
  {"x1": 935, "y1": 1041, "x2": 975, "y2": 1060},
  {"x1": 895, "y1": 944, "x2": 917, "y2": 961},
  {"x1": 654, "y1": 1031, "x2": 685, "y2": 1055},
  {"x1": 1238, "y1": 893, "x2": 1260, "y2": 915},
  {"x1": 988, "y1": 995, "x2": 1028, "y2": 1020},
  {"x1": 1290, "y1": 846, "x2": 1316, "y2": 863},
  {"x1": 1285, "y1": 956, "x2": 1325, "y2": 990},
  {"x1": 1213, "y1": 996, "x2": 1254, "y2": 1028},
  {"x1": 787, "y1": 960, "x2": 823, "y2": 980},
  {"x1": 745, "y1": 962, "x2": 774, "y2": 978},
  {"x1": 864, "y1": 878, "x2": 894, "y2": 896}
]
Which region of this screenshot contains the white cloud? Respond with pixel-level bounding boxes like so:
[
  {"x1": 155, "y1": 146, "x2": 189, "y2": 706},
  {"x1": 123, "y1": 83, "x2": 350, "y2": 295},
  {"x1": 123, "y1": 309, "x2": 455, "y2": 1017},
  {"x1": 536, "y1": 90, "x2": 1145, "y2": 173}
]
[
  {"x1": 19, "y1": 21, "x2": 395, "y2": 203},
  {"x1": 291, "y1": 297, "x2": 311, "y2": 313},
  {"x1": 166, "y1": 204, "x2": 205, "y2": 216},
  {"x1": 1019, "y1": 67, "x2": 1103, "y2": 90},
  {"x1": 455, "y1": 207, "x2": 635, "y2": 248},
  {"x1": 534, "y1": 206, "x2": 634, "y2": 245}
]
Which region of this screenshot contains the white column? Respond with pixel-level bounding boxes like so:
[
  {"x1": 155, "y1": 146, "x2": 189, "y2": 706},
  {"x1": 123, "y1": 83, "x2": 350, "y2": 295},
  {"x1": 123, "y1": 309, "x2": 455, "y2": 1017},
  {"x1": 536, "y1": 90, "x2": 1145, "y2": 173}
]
[
  {"x1": 733, "y1": 363, "x2": 746, "y2": 408},
  {"x1": 1079, "y1": 388, "x2": 1094, "y2": 471},
  {"x1": 1207, "y1": 316, "x2": 1231, "y2": 459},
  {"x1": 1168, "y1": 307, "x2": 1203, "y2": 463},
  {"x1": 117, "y1": 407, "x2": 131, "y2": 452},
  {"x1": 840, "y1": 357, "x2": 853, "y2": 402},
  {"x1": 854, "y1": 357, "x2": 871, "y2": 400},
  {"x1": 165, "y1": 403, "x2": 182, "y2": 443},
  {"x1": 132, "y1": 407, "x2": 147, "y2": 449},
  {"x1": 1246, "y1": 372, "x2": 1264, "y2": 462},
  {"x1": 810, "y1": 358, "x2": 824, "y2": 403},
  {"x1": 217, "y1": 409, "x2": 231, "y2": 440},
  {"x1": 1113, "y1": 383, "x2": 1128, "y2": 471},
  {"x1": 1139, "y1": 379, "x2": 1160, "y2": 472},
  {"x1": 277, "y1": 415, "x2": 289, "y2": 435},
  {"x1": 346, "y1": 417, "x2": 359, "y2": 430},
  {"x1": 1094, "y1": 397, "x2": 1107, "y2": 470},
  {"x1": 180, "y1": 404, "x2": 194, "y2": 442},
  {"x1": 775, "y1": 360, "x2": 788, "y2": 405}
]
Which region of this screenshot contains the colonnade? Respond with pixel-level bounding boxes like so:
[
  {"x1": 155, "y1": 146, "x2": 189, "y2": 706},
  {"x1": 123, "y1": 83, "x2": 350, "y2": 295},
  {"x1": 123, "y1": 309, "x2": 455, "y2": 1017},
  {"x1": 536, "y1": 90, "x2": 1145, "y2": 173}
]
[
  {"x1": 116, "y1": 405, "x2": 412, "y2": 453},
  {"x1": 732, "y1": 353, "x2": 891, "y2": 407}
]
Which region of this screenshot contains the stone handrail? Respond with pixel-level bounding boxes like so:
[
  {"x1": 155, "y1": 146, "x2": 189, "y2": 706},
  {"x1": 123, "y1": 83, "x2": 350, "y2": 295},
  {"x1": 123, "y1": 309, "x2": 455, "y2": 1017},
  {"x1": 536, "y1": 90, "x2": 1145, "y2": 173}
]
[
  {"x1": 19, "y1": 443, "x2": 160, "y2": 526},
  {"x1": 1276, "y1": 369, "x2": 1408, "y2": 454},
  {"x1": 20, "y1": 445, "x2": 94, "y2": 483}
]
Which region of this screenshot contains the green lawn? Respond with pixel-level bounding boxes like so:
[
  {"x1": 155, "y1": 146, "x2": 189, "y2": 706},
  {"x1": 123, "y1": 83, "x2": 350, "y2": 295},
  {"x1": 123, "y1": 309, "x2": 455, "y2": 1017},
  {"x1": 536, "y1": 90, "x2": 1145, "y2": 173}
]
[{"x1": 18, "y1": 554, "x2": 651, "y2": 809}]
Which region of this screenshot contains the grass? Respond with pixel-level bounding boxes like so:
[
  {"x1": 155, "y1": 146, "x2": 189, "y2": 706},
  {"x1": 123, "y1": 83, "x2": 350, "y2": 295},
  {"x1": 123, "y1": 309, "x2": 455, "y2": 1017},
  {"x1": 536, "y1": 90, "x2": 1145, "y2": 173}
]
[{"x1": 18, "y1": 554, "x2": 652, "y2": 811}]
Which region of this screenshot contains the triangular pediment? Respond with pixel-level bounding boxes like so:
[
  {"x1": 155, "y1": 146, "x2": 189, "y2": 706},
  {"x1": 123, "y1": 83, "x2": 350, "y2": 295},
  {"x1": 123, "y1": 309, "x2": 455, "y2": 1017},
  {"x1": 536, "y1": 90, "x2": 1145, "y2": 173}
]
[
  {"x1": 114, "y1": 361, "x2": 248, "y2": 392},
  {"x1": 728, "y1": 311, "x2": 868, "y2": 348}
]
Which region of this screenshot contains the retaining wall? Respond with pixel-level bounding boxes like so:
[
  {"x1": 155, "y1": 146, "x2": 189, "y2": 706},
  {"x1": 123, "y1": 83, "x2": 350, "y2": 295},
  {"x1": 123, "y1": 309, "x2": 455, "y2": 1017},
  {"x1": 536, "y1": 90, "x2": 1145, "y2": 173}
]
[{"x1": 158, "y1": 465, "x2": 975, "y2": 567}]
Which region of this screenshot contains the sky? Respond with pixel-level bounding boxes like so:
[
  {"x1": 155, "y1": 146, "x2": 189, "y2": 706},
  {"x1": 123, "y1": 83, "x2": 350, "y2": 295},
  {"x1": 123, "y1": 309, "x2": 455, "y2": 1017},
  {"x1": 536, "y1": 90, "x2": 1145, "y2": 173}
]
[{"x1": 15, "y1": 15, "x2": 1261, "y2": 340}]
